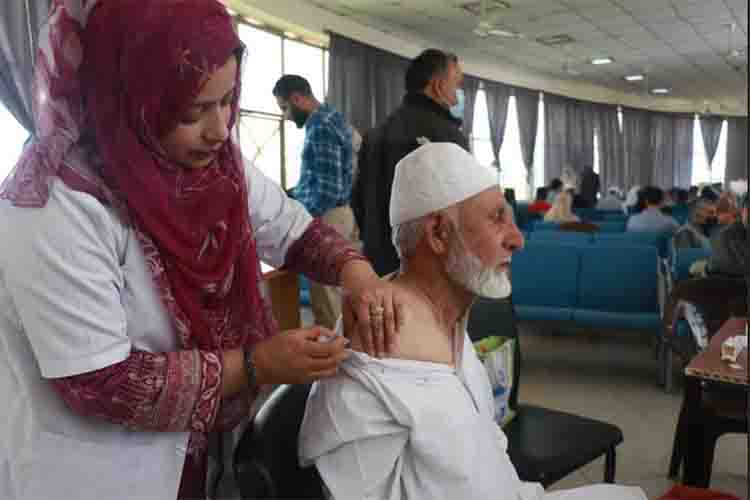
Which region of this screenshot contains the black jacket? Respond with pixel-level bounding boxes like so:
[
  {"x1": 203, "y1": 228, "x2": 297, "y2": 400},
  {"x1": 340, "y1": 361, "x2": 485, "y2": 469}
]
[{"x1": 351, "y1": 93, "x2": 470, "y2": 275}]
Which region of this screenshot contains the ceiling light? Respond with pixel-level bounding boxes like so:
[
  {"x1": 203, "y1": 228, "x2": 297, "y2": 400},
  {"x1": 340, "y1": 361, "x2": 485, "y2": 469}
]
[
  {"x1": 591, "y1": 57, "x2": 614, "y2": 65},
  {"x1": 624, "y1": 74, "x2": 644, "y2": 82},
  {"x1": 488, "y1": 29, "x2": 524, "y2": 39},
  {"x1": 651, "y1": 88, "x2": 671, "y2": 94},
  {"x1": 244, "y1": 17, "x2": 264, "y2": 27}
]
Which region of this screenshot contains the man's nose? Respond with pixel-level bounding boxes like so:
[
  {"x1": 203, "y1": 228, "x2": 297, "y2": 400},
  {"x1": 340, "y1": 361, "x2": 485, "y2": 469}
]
[{"x1": 504, "y1": 222, "x2": 525, "y2": 252}]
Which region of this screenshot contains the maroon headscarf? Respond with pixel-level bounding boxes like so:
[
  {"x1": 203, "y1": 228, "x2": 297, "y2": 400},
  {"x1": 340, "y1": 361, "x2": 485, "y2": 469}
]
[{"x1": 1, "y1": 0, "x2": 277, "y2": 351}]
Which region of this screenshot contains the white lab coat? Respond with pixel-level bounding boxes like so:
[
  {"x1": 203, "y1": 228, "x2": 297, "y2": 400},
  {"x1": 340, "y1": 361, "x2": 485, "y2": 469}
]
[
  {"x1": 300, "y1": 322, "x2": 646, "y2": 500},
  {"x1": 0, "y1": 162, "x2": 312, "y2": 500}
]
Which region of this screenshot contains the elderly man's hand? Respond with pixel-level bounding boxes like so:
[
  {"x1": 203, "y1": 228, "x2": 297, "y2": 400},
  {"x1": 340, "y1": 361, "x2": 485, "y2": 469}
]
[{"x1": 339, "y1": 260, "x2": 405, "y2": 357}]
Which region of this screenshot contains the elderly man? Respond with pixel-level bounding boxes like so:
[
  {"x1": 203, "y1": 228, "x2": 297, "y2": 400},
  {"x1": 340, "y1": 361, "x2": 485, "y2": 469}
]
[{"x1": 299, "y1": 143, "x2": 647, "y2": 500}]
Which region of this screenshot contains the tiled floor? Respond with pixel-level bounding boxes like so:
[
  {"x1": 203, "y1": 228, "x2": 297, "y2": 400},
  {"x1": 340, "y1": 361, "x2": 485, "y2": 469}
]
[{"x1": 518, "y1": 323, "x2": 748, "y2": 500}]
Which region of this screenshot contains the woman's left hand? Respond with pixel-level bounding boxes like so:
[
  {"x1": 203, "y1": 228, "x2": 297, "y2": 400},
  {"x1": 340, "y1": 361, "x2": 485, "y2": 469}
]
[{"x1": 340, "y1": 260, "x2": 405, "y2": 358}]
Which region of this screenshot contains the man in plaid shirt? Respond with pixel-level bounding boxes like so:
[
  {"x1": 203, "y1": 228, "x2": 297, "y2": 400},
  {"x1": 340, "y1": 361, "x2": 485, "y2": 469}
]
[{"x1": 274, "y1": 75, "x2": 355, "y2": 329}]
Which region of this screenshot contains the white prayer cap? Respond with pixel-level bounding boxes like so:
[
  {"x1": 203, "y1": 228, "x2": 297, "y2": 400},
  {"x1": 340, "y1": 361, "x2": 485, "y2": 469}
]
[{"x1": 390, "y1": 143, "x2": 498, "y2": 227}]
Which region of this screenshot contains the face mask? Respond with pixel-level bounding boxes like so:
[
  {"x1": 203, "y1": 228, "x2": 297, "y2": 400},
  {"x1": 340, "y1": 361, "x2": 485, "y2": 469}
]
[
  {"x1": 449, "y1": 88, "x2": 465, "y2": 120},
  {"x1": 290, "y1": 104, "x2": 309, "y2": 129}
]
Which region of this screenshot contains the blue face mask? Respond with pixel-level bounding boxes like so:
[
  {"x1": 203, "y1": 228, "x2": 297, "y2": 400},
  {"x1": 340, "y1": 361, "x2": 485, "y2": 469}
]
[{"x1": 450, "y1": 88, "x2": 465, "y2": 120}]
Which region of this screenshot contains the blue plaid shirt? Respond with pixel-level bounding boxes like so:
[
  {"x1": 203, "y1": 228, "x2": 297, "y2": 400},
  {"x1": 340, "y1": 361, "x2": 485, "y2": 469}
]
[{"x1": 293, "y1": 104, "x2": 353, "y2": 217}]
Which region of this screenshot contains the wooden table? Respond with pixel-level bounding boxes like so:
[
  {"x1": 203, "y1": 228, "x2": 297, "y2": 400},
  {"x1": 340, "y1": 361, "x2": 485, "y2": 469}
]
[{"x1": 674, "y1": 317, "x2": 748, "y2": 487}]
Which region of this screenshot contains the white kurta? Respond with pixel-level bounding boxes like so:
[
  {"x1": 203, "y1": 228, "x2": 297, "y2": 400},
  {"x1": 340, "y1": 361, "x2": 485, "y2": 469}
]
[
  {"x1": 299, "y1": 321, "x2": 646, "y2": 500},
  {"x1": 0, "y1": 162, "x2": 312, "y2": 500}
]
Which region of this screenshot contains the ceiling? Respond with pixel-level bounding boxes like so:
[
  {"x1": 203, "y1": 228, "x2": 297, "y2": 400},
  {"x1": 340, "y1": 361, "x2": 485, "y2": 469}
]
[{"x1": 257, "y1": 0, "x2": 748, "y2": 114}]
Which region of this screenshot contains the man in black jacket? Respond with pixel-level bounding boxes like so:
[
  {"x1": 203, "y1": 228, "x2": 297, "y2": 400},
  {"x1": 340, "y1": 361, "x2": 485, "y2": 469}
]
[{"x1": 352, "y1": 49, "x2": 470, "y2": 275}]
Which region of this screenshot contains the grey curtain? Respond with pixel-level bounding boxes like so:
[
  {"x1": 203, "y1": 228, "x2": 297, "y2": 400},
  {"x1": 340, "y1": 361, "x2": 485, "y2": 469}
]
[
  {"x1": 700, "y1": 115, "x2": 725, "y2": 167},
  {"x1": 622, "y1": 108, "x2": 654, "y2": 187},
  {"x1": 544, "y1": 94, "x2": 596, "y2": 182},
  {"x1": 328, "y1": 33, "x2": 409, "y2": 133},
  {"x1": 567, "y1": 100, "x2": 596, "y2": 170},
  {"x1": 725, "y1": 117, "x2": 749, "y2": 184},
  {"x1": 673, "y1": 115, "x2": 694, "y2": 188},
  {"x1": 514, "y1": 87, "x2": 539, "y2": 187},
  {"x1": 0, "y1": 0, "x2": 49, "y2": 132},
  {"x1": 461, "y1": 75, "x2": 480, "y2": 141},
  {"x1": 373, "y1": 50, "x2": 409, "y2": 126},
  {"x1": 595, "y1": 104, "x2": 625, "y2": 193},
  {"x1": 650, "y1": 113, "x2": 694, "y2": 189},
  {"x1": 544, "y1": 94, "x2": 568, "y2": 182},
  {"x1": 483, "y1": 80, "x2": 510, "y2": 169}
]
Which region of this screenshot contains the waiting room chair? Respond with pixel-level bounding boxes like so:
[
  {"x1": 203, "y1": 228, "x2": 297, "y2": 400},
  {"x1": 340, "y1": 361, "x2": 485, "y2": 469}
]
[
  {"x1": 233, "y1": 383, "x2": 324, "y2": 500},
  {"x1": 468, "y1": 297, "x2": 624, "y2": 487}
]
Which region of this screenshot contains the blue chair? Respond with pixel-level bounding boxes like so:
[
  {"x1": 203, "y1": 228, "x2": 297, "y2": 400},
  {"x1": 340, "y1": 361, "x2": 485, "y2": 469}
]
[
  {"x1": 596, "y1": 221, "x2": 627, "y2": 233},
  {"x1": 670, "y1": 206, "x2": 689, "y2": 226},
  {"x1": 532, "y1": 220, "x2": 560, "y2": 231},
  {"x1": 600, "y1": 213, "x2": 628, "y2": 222},
  {"x1": 511, "y1": 243, "x2": 580, "y2": 322},
  {"x1": 670, "y1": 247, "x2": 712, "y2": 283},
  {"x1": 530, "y1": 231, "x2": 593, "y2": 245},
  {"x1": 594, "y1": 232, "x2": 670, "y2": 258},
  {"x1": 574, "y1": 246, "x2": 661, "y2": 331}
]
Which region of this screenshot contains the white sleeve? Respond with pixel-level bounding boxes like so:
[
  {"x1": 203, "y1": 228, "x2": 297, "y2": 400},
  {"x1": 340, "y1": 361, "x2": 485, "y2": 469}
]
[
  {"x1": 245, "y1": 159, "x2": 313, "y2": 268},
  {"x1": 300, "y1": 376, "x2": 409, "y2": 500},
  {"x1": 1, "y1": 183, "x2": 131, "y2": 378}
]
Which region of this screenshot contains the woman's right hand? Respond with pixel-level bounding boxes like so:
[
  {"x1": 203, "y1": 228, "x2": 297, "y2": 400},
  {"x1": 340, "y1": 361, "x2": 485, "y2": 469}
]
[{"x1": 252, "y1": 327, "x2": 349, "y2": 385}]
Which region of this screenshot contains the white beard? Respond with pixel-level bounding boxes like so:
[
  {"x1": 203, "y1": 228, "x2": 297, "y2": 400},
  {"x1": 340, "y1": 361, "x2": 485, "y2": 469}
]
[{"x1": 445, "y1": 235, "x2": 512, "y2": 299}]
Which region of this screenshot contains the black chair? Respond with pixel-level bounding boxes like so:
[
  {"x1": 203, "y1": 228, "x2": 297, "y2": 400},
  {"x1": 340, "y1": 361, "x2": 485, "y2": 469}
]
[
  {"x1": 233, "y1": 383, "x2": 323, "y2": 500},
  {"x1": 468, "y1": 296, "x2": 624, "y2": 487}
]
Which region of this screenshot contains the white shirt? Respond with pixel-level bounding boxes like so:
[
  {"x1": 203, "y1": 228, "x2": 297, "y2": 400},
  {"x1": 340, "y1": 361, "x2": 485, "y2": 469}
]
[
  {"x1": 0, "y1": 162, "x2": 312, "y2": 500},
  {"x1": 300, "y1": 322, "x2": 647, "y2": 500}
]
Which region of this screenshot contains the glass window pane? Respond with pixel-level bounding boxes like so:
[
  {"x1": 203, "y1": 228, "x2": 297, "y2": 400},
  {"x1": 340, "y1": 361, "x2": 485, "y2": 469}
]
[
  {"x1": 0, "y1": 105, "x2": 29, "y2": 182},
  {"x1": 284, "y1": 121, "x2": 306, "y2": 188},
  {"x1": 472, "y1": 138, "x2": 496, "y2": 169},
  {"x1": 238, "y1": 114, "x2": 282, "y2": 186},
  {"x1": 473, "y1": 90, "x2": 491, "y2": 140},
  {"x1": 323, "y1": 50, "x2": 329, "y2": 99},
  {"x1": 711, "y1": 120, "x2": 728, "y2": 184},
  {"x1": 593, "y1": 129, "x2": 600, "y2": 175},
  {"x1": 692, "y1": 116, "x2": 711, "y2": 185},
  {"x1": 499, "y1": 96, "x2": 530, "y2": 201},
  {"x1": 239, "y1": 25, "x2": 282, "y2": 114},
  {"x1": 533, "y1": 95, "x2": 545, "y2": 189},
  {"x1": 283, "y1": 39, "x2": 325, "y2": 101}
]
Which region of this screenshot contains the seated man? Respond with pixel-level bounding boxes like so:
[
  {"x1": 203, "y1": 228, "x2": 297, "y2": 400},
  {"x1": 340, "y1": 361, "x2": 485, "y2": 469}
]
[
  {"x1": 707, "y1": 193, "x2": 748, "y2": 278},
  {"x1": 299, "y1": 143, "x2": 646, "y2": 500},
  {"x1": 672, "y1": 200, "x2": 717, "y2": 250},
  {"x1": 626, "y1": 186, "x2": 679, "y2": 234}
]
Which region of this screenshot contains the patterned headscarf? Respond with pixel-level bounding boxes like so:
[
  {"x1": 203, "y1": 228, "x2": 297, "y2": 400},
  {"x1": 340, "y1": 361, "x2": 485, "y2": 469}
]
[{"x1": 0, "y1": 0, "x2": 277, "y2": 351}]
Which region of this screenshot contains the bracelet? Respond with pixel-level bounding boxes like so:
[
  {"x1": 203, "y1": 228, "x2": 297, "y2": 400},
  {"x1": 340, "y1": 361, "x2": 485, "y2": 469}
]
[{"x1": 243, "y1": 345, "x2": 259, "y2": 390}]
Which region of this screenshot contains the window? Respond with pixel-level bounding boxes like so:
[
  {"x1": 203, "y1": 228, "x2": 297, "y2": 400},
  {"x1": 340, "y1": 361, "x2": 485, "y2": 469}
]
[
  {"x1": 533, "y1": 94, "x2": 545, "y2": 191},
  {"x1": 691, "y1": 116, "x2": 728, "y2": 186},
  {"x1": 0, "y1": 106, "x2": 29, "y2": 182},
  {"x1": 470, "y1": 89, "x2": 496, "y2": 170},
  {"x1": 236, "y1": 24, "x2": 328, "y2": 189},
  {"x1": 498, "y1": 96, "x2": 530, "y2": 200},
  {"x1": 593, "y1": 129, "x2": 600, "y2": 175}
]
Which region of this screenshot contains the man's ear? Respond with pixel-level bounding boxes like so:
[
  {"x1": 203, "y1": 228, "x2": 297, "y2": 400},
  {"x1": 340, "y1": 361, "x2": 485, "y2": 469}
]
[{"x1": 423, "y1": 213, "x2": 451, "y2": 256}]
